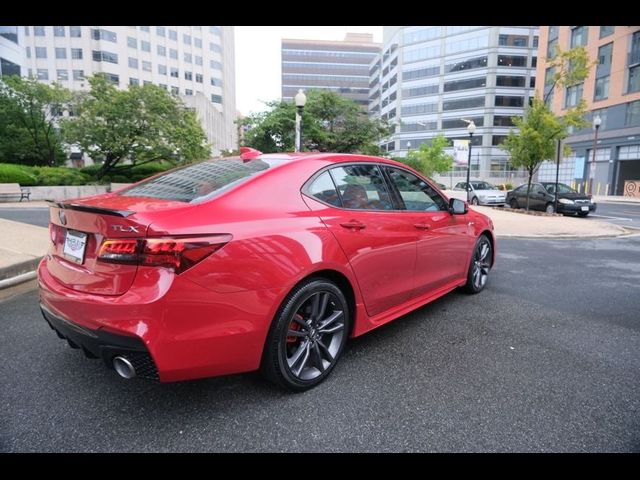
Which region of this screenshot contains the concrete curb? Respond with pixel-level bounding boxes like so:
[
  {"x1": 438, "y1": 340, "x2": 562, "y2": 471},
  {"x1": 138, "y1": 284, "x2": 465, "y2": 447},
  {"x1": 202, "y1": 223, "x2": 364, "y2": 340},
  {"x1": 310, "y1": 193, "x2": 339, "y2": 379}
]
[
  {"x1": 496, "y1": 229, "x2": 639, "y2": 239},
  {"x1": 0, "y1": 256, "x2": 43, "y2": 283}
]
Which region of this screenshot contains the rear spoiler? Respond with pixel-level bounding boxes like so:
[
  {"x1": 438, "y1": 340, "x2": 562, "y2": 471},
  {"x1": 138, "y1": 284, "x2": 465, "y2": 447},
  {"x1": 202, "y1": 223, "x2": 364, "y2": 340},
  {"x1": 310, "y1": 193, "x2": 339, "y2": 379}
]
[{"x1": 46, "y1": 201, "x2": 134, "y2": 218}]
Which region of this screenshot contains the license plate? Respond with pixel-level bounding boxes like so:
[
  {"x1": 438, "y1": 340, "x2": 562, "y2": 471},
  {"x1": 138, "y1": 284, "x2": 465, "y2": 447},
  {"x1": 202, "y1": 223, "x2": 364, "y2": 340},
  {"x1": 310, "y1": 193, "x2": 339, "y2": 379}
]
[
  {"x1": 581, "y1": 206, "x2": 589, "y2": 212},
  {"x1": 63, "y1": 230, "x2": 87, "y2": 264}
]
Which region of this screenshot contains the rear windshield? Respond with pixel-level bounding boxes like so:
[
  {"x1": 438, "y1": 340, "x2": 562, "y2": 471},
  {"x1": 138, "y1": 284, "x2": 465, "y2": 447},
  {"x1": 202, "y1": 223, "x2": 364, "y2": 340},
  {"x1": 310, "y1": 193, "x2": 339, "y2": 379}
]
[{"x1": 119, "y1": 158, "x2": 286, "y2": 203}]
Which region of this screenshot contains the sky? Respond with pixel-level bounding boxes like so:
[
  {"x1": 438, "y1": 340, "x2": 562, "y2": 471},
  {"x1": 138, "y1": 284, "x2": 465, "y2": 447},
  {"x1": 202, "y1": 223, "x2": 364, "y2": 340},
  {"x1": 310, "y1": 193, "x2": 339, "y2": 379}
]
[{"x1": 234, "y1": 26, "x2": 382, "y2": 117}]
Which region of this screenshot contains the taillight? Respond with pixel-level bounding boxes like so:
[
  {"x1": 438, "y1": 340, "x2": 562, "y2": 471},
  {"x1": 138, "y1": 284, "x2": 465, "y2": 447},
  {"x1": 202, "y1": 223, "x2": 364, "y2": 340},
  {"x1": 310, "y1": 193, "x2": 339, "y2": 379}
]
[
  {"x1": 97, "y1": 235, "x2": 231, "y2": 274},
  {"x1": 49, "y1": 224, "x2": 64, "y2": 244}
]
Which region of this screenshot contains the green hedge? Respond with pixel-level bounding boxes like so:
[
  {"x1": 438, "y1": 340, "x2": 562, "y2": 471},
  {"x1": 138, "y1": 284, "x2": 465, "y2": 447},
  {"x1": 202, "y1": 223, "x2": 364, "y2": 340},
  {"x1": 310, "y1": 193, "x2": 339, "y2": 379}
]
[{"x1": 0, "y1": 164, "x2": 38, "y2": 185}]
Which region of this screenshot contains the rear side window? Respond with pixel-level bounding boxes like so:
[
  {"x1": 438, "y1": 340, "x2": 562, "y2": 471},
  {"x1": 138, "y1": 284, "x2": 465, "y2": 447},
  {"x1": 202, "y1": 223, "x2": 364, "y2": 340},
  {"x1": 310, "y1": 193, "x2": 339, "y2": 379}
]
[
  {"x1": 119, "y1": 158, "x2": 282, "y2": 203},
  {"x1": 307, "y1": 171, "x2": 341, "y2": 207}
]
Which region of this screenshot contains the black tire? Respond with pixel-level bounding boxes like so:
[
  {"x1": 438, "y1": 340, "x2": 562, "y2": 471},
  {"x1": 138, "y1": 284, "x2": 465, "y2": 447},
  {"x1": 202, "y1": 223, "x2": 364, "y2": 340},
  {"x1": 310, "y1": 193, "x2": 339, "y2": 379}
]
[
  {"x1": 464, "y1": 235, "x2": 493, "y2": 294},
  {"x1": 545, "y1": 203, "x2": 555, "y2": 214},
  {"x1": 262, "y1": 278, "x2": 350, "y2": 392},
  {"x1": 471, "y1": 197, "x2": 479, "y2": 205},
  {"x1": 509, "y1": 198, "x2": 519, "y2": 209}
]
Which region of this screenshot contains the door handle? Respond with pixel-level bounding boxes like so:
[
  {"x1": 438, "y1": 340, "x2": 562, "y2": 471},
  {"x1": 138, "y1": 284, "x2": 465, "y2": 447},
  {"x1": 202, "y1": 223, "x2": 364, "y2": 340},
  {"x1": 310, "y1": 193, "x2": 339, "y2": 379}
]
[
  {"x1": 413, "y1": 223, "x2": 431, "y2": 230},
  {"x1": 340, "y1": 220, "x2": 366, "y2": 230}
]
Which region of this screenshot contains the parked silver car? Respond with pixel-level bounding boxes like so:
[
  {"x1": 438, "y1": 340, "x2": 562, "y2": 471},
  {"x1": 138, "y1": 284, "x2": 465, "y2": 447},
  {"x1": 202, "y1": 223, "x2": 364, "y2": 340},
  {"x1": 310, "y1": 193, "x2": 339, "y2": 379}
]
[{"x1": 453, "y1": 181, "x2": 507, "y2": 206}]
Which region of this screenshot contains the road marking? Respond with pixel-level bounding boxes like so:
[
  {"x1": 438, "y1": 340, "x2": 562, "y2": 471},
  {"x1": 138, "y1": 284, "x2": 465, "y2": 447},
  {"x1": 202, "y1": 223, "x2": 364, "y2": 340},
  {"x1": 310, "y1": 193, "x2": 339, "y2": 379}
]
[{"x1": 589, "y1": 214, "x2": 633, "y2": 221}]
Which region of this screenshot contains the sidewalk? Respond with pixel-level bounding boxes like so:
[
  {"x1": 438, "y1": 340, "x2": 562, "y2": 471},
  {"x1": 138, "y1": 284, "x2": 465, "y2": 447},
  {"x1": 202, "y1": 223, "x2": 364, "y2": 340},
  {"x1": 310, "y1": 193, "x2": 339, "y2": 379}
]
[{"x1": 0, "y1": 202, "x2": 634, "y2": 292}]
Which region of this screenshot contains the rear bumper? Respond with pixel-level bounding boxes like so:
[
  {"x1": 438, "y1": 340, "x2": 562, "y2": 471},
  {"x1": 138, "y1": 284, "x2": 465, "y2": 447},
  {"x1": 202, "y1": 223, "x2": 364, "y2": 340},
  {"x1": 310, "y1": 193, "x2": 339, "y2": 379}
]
[
  {"x1": 41, "y1": 304, "x2": 159, "y2": 380},
  {"x1": 38, "y1": 256, "x2": 288, "y2": 382}
]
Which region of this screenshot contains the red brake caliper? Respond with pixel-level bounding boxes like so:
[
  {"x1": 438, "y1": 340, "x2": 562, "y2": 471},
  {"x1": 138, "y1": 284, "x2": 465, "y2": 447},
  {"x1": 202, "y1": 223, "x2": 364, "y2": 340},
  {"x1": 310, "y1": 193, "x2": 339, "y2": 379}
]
[{"x1": 287, "y1": 314, "x2": 304, "y2": 343}]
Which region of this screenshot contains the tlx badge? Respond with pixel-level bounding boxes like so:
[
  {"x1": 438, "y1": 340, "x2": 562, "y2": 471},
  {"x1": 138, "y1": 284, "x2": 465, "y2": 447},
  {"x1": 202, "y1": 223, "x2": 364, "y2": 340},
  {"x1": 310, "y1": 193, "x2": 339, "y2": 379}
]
[{"x1": 111, "y1": 225, "x2": 139, "y2": 233}]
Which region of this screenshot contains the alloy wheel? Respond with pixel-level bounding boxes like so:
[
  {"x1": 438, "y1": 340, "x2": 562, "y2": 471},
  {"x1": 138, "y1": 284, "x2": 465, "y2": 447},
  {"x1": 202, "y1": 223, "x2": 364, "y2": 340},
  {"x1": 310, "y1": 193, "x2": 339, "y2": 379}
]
[{"x1": 471, "y1": 238, "x2": 492, "y2": 291}]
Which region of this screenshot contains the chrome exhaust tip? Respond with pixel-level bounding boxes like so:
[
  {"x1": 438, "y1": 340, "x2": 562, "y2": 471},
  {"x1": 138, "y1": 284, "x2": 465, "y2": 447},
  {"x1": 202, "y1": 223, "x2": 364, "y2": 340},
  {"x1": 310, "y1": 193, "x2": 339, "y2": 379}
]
[{"x1": 113, "y1": 356, "x2": 136, "y2": 379}]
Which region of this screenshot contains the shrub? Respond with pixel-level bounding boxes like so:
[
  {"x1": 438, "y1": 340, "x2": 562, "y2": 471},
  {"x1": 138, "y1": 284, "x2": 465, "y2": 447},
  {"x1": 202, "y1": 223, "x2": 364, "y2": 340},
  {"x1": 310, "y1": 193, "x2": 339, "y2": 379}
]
[
  {"x1": 31, "y1": 166, "x2": 90, "y2": 186},
  {"x1": 0, "y1": 163, "x2": 38, "y2": 185}
]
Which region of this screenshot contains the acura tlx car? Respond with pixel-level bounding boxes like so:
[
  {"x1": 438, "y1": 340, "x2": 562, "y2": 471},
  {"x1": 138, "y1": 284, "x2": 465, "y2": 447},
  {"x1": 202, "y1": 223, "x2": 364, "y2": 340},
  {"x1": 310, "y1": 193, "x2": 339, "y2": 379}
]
[{"x1": 38, "y1": 148, "x2": 495, "y2": 391}]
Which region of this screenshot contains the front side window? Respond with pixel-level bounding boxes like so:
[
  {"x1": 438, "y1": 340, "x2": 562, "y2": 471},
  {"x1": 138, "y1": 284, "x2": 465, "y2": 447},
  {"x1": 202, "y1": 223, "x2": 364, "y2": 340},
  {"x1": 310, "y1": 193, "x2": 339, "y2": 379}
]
[
  {"x1": 329, "y1": 165, "x2": 393, "y2": 210},
  {"x1": 385, "y1": 167, "x2": 447, "y2": 211}
]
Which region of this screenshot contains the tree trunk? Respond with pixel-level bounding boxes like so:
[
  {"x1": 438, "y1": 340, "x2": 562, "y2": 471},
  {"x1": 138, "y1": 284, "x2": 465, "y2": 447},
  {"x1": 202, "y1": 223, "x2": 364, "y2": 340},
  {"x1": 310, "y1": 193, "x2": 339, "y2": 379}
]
[{"x1": 525, "y1": 171, "x2": 533, "y2": 211}]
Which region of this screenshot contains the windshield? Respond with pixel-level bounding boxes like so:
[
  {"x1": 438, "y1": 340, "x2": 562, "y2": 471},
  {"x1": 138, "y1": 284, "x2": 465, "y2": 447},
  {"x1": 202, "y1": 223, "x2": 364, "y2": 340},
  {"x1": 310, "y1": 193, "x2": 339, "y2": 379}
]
[
  {"x1": 471, "y1": 182, "x2": 496, "y2": 190},
  {"x1": 119, "y1": 158, "x2": 288, "y2": 203},
  {"x1": 543, "y1": 183, "x2": 576, "y2": 194}
]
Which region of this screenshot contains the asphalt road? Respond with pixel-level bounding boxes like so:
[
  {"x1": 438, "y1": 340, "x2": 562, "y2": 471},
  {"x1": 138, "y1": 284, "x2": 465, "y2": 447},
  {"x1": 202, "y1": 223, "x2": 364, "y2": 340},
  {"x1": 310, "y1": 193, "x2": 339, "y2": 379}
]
[
  {"x1": 0, "y1": 207, "x2": 49, "y2": 228},
  {"x1": 1, "y1": 235, "x2": 639, "y2": 452},
  {"x1": 586, "y1": 202, "x2": 640, "y2": 228}
]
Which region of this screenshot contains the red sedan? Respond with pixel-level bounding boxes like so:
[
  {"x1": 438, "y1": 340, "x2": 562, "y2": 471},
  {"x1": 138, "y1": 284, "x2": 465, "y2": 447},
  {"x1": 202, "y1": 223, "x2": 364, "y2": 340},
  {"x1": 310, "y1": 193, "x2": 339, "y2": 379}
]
[{"x1": 38, "y1": 149, "x2": 495, "y2": 391}]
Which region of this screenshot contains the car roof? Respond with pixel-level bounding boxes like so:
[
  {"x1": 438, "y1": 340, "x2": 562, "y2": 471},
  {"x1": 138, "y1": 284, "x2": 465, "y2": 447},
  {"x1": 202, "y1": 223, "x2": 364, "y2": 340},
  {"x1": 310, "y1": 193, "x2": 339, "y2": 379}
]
[{"x1": 256, "y1": 152, "x2": 418, "y2": 169}]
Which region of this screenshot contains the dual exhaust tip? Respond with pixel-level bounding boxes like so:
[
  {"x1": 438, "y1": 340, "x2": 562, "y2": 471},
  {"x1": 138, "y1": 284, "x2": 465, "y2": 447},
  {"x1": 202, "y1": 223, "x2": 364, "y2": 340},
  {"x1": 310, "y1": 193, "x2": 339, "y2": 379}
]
[{"x1": 113, "y1": 356, "x2": 136, "y2": 379}]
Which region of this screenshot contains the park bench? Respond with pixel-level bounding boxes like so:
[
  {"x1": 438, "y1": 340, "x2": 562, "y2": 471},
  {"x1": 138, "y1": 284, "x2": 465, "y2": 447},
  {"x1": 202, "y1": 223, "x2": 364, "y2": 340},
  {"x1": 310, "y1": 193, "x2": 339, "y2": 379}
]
[{"x1": 0, "y1": 183, "x2": 31, "y2": 202}]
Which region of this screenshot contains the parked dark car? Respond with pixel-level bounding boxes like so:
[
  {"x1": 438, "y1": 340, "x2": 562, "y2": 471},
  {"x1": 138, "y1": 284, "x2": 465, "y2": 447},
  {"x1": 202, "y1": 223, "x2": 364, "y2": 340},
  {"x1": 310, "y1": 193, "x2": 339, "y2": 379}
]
[{"x1": 506, "y1": 182, "x2": 597, "y2": 216}]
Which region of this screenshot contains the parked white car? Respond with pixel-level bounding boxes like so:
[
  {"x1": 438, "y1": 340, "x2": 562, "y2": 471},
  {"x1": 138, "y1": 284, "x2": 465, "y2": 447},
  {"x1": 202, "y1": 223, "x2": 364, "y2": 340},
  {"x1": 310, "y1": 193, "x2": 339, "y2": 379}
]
[{"x1": 453, "y1": 181, "x2": 507, "y2": 206}]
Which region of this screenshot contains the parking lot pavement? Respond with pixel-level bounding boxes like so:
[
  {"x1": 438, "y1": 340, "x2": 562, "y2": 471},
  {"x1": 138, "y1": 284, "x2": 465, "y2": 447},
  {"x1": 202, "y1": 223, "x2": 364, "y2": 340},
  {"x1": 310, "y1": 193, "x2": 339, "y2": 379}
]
[{"x1": 1, "y1": 235, "x2": 639, "y2": 452}]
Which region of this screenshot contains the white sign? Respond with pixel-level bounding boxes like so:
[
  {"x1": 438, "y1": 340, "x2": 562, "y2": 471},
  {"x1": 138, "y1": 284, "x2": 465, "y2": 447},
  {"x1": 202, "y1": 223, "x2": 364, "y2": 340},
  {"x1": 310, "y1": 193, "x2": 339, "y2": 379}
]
[{"x1": 453, "y1": 140, "x2": 469, "y2": 165}]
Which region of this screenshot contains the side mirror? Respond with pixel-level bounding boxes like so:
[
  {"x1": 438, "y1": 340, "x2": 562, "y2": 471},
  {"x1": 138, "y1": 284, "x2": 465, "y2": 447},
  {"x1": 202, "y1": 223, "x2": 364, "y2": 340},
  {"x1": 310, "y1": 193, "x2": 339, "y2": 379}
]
[{"x1": 449, "y1": 197, "x2": 468, "y2": 215}]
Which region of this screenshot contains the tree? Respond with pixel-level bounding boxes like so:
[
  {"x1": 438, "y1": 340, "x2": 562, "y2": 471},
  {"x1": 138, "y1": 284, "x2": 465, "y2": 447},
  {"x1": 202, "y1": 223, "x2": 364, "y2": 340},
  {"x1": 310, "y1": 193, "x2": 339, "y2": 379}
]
[
  {"x1": 242, "y1": 89, "x2": 390, "y2": 154},
  {"x1": 500, "y1": 46, "x2": 594, "y2": 211},
  {"x1": 398, "y1": 135, "x2": 453, "y2": 178},
  {"x1": 0, "y1": 76, "x2": 70, "y2": 166},
  {"x1": 62, "y1": 75, "x2": 210, "y2": 178}
]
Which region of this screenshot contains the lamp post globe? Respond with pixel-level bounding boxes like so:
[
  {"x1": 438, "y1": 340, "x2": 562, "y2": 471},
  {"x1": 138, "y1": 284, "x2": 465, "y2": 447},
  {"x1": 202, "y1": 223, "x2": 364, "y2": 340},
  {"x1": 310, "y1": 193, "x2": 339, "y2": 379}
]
[
  {"x1": 294, "y1": 89, "x2": 307, "y2": 153},
  {"x1": 466, "y1": 121, "x2": 476, "y2": 203}
]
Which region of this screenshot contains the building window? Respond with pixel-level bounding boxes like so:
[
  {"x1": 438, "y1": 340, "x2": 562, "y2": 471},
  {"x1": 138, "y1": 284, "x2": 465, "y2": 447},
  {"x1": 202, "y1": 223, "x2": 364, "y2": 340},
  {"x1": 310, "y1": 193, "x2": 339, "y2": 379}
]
[
  {"x1": 401, "y1": 102, "x2": 438, "y2": 115},
  {"x1": 548, "y1": 26, "x2": 559, "y2": 41},
  {"x1": 210, "y1": 60, "x2": 222, "y2": 70},
  {"x1": 570, "y1": 26, "x2": 588, "y2": 48},
  {"x1": 626, "y1": 101, "x2": 640, "y2": 126},
  {"x1": 169, "y1": 30, "x2": 177, "y2": 41},
  {"x1": 210, "y1": 77, "x2": 222, "y2": 87},
  {"x1": 156, "y1": 26, "x2": 166, "y2": 37},
  {"x1": 35, "y1": 47, "x2": 47, "y2": 59},
  {"x1": 547, "y1": 38, "x2": 558, "y2": 58},
  {"x1": 195, "y1": 73, "x2": 203, "y2": 83},
  {"x1": 594, "y1": 76, "x2": 610, "y2": 101},
  {"x1": 34, "y1": 26, "x2": 45, "y2": 36},
  {"x1": 183, "y1": 34, "x2": 191, "y2": 45},
  {"x1": 73, "y1": 70, "x2": 84, "y2": 81},
  {"x1": 402, "y1": 84, "x2": 438, "y2": 98},
  {"x1": 629, "y1": 66, "x2": 640, "y2": 94},
  {"x1": 194, "y1": 38, "x2": 202, "y2": 49},
  {"x1": 565, "y1": 83, "x2": 583, "y2": 108},
  {"x1": 157, "y1": 45, "x2": 166, "y2": 56},
  {"x1": 127, "y1": 37, "x2": 137, "y2": 48},
  {"x1": 37, "y1": 69, "x2": 49, "y2": 80},
  {"x1": 533, "y1": 36, "x2": 539, "y2": 48},
  {"x1": 170, "y1": 49, "x2": 178, "y2": 59},
  {"x1": 195, "y1": 56, "x2": 202, "y2": 66},
  {"x1": 184, "y1": 71, "x2": 193, "y2": 81},
  {"x1": 185, "y1": 89, "x2": 193, "y2": 96},
  {"x1": 495, "y1": 96, "x2": 524, "y2": 107},
  {"x1": 56, "y1": 69, "x2": 68, "y2": 81},
  {"x1": 143, "y1": 80, "x2": 152, "y2": 86},
  {"x1": 92, "y1": 51, "x2": 118, "y2": 64},
  {"x1": 70, "y1": 26, "x2": 81, "y2": 37},
  {"x1": 498, "y1": 34, "x2": 528, "y2": 47},
  {"x1": 209, "y1": 26, "x2": 221, "y2": 36},
  {"x1": 492, "y1": 135, "x2": 508, "y2": 146},
  {"x1": 445, "y1": 56, "x2": 487, "y2": 73},
  {"x1": 211, "y1": 94, "x2": 222, "y2": 103},
  {"x1": 184, "y1": 52, "x2": 192, "y2": 63},
  {"x1": 497, "y1": 55, "x2": 527, "y2": 67},
  {"x1": 54, "y1": 26, "x2": 65, "y2": 37},
  {"x1": 530, "y1": 77, "x2": 536, "y2": 88},
  {"x1": 158, "y1": 64, "x2": 167, "y2": 75},
  {"x1": 140, "y1": 26, "x2": 150, "y2": 32},
  {"x1": 442, "y1": 97, "x2": 485, "y2": 111},
  {"x1": 130, "y1": 78, "x2": 139, "y2": 86},
  {"x1": 142, "y1": 61, "x2": 152, "y2": 72},
  {"x1": 91, "y1": 28, "x2": 117, "y2": 42},
  {"x1": 531, "y1": 57, "x2": 537, "y2": 68},
  {"x1": 25, "y1": 46, "x2": 31, "y2": 58},
  {"x1": 444, "y1": 76, "x2": 486, "y2": 92},
  {"x1": 141, "y1": 41, "x2": 150, "y2": 52},
  {"x1": 159, "y1": 84, "x2": 167, "y2": 90},
  {"x1": 600, "y1": 26, "x2": 614, "y2": 38},
  {"x1": 598, "y1": 43, "x2": 613, "y2": 67},
  {"x1": 55, "y1": 48, "x2": 67, "y2": 59},
  {"x1": 128, "y1": 57, "x2": 138, "y2": 69},
  {"x1": 631, "y1": 31, "x2": 640, "y2": 66},
  {"x1": 24, "y1": 26, "x2": 29, "y2": 36},
  {"x1": 171, "y1": 86, "x2": 179, "y2": 95},
  {"x1": 209, "y1": 42, "x2": 222, "y2": 53},
  {"x1": 170, "y1": 67, "x2": 179, "y2": 78},
  {"x1": 496, "y1": 75, "x2": 526, "y2": 87},
  {"x1": 493, "y1": 115, "x2": 515, "y2": 127},
  {"x1": 402, "y1": 65, "x2": 439, "y2": 80},
  {"x1": 71, "y1": 48, "x2": 83, "y2": 60},
  {"x1": 442, "y1": 117, "x2": 483, "y2": 129},
  {"x1": 103, "y1": 73, "x2": 119, "y2": 85}
]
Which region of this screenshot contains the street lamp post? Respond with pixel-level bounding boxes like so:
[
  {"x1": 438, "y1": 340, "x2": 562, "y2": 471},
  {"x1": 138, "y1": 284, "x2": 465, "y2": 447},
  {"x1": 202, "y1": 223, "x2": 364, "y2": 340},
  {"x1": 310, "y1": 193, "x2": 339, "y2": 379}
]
[
  {"x1": 589, "y1": 114, "x2": 602, "y2": 194},
  {"x1": 294, "y1": 89, "x2": 307, "y2": 152},
  {"x1": 466, "y1": 121, "x2": 476, "y2": 203}
]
